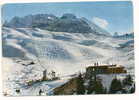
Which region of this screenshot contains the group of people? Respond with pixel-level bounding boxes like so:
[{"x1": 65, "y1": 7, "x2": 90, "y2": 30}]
[{"x1": 94, "y1": 62, "x2": 99, "y2": 66}]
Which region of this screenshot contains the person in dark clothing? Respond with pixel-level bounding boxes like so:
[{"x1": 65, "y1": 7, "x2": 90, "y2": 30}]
[{"x1": 39, "y1": 89, "x2": 43, "y2": 96}]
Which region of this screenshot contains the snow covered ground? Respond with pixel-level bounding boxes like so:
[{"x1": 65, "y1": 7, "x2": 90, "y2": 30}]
[
  {"x1": 2, "y1": 57, "x2": 72, "y2": 96},
  {"x1": 2, "y1": 27, "x2": 134, "y2": 96}
]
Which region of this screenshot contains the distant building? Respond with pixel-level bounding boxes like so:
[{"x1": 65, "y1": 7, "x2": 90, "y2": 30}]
[
  {"x1": 86, "y1": 64, "x2": 127, "y2": 78},
  {"x1": 42, "y1": 70, "x2": 48, "y2": 80}
]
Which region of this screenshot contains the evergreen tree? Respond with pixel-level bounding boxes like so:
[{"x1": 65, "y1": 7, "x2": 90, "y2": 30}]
[
  {"x1": 109, "y1": 78, "x2": 123, "y2": 93},
  {"x1": 130, "y1": 84, "x2": 135, "y2": 93},
  {"x1": 76, "y1": 73, "x2": 85, "y2": 95},
  {"x1": 87, "y1": 77, "x2": 94, "y2": 94},
  {"x1": 93, "y1": 80, "x2": 105, "y2": 94},
  {"x1": 121, "y1": 75, "x2": 134, "y2": 94},
  {"x1": 87, "y1": 77, "x2": 105, "y2": 94},
  {"x1": 123, "y1": 74, "x2": 133, "y2": 86},
  {"x1": 103, "y1": 87, "x2": 107, "y2": 94}
]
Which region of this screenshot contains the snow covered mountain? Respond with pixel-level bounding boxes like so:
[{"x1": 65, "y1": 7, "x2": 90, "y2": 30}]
[
  {"x1": 3, "y1": 13, "x2": 111, "y2": 35},
  {"x1": 2, "y1": 14, "x2": 134, "y2": 95},
  {"x1": 2, "y1": 27, "x2": 134, "y2": 75},
  {"x1": 113, "y1": 32, "x2": 134, "y2": 39},
  {"x1": 81, "y1": 17, "x2": 111, "y2": 36}
]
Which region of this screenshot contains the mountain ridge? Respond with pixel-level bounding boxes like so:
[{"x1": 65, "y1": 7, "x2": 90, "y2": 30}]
[{"x1": 4, "y1": 13, "x2": 110, "y2": 35}]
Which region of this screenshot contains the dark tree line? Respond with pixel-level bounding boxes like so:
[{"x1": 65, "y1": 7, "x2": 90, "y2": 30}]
[
  {"x1": 76, "y1": 73, "x2": 135, "y2": 95},
  {"x1": 109, "y1": 74, "x2": 135, "y2": 94},
  {"x1": 76, "y1": 73, "x2": 106, "y2": 95},
  {"x1": 76, "y1": 73, "x2": 85, "y2": 94}
]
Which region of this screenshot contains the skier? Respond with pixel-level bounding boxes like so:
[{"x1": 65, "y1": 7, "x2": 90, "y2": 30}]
[{"x1": 39, "y1": 89, "x2": 43, "y2": 96}]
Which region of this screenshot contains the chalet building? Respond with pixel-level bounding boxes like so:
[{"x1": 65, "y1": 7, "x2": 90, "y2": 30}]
[{"x1": 86, "y1": 64, "x2": 127, "y2": 78}]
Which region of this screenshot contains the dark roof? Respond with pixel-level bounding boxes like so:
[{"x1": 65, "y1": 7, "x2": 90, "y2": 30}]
[{"x1": 87, "y1": 65, "x2": 117, "y2": 69}]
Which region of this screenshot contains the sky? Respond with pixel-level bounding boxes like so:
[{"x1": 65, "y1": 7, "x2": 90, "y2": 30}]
[{"x1": 2, "y1": 1, "x2": 133, "y2": 34}]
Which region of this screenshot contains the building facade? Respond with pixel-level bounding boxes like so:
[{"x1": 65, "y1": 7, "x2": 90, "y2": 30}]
[{"x1": 86, "y1": 64, "x2": 127, "y2": 78}]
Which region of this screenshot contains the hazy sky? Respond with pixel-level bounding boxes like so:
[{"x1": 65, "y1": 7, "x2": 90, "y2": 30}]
[{"x1": 2, "y1": 1, "x2": 133, "y2": 34}]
